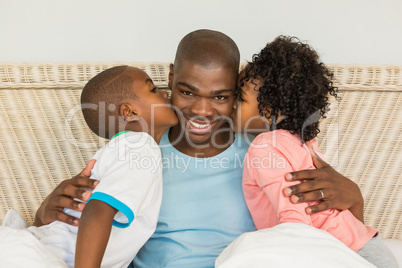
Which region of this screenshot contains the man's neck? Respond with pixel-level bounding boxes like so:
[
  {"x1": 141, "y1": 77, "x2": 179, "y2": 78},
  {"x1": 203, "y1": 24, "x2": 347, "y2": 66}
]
[{"x1": 168, "y1": 124, "x2": 235, "y2": 158}]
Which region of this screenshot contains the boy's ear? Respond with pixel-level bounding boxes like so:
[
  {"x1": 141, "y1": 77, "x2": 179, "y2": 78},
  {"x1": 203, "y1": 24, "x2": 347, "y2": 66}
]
[
  {"x1": 168, "y1": 63, "x2": 174, "y2": 90},
  {"x1": 120, "y1": 103, "x2": 141, "y2": 122}
]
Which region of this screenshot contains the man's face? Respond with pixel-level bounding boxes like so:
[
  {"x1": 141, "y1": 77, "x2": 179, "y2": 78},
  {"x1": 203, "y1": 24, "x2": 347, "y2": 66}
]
[{"x1": 169, "y1": 61, "x2": 237, "y2": 147}]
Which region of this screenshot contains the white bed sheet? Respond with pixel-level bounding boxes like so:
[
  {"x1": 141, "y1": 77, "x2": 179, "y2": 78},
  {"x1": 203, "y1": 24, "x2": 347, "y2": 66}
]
[
  {"x1": 0, "y1": 209, "x2": 67, "y2": 268},
  {"x1": 384, "y1": 239, "x2": 402, "y2": 267},
  {"x1": 216, "y1": 223, "x2": 376, "y2": 268},
  {"x1": 1, "y1": 210, "x2": 401, "y2": 267}
]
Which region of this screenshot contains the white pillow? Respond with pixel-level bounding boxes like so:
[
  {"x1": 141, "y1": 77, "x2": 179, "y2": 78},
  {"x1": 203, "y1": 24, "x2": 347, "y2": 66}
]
[
  {"x1": 1, "y1": 209, "x2": 29, "y2": 228},
  {"x1": 0, "y1": 226, "x2": 68, "y2": 267},
  {"x1": 216, "y1": 223, "x2": 375, "y2": 268}
]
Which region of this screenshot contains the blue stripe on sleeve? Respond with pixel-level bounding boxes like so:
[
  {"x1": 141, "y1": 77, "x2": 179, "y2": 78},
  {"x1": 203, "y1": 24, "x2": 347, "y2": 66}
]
[{"x1": 88, "y1": 192, "x2": 134, "y2": 228}]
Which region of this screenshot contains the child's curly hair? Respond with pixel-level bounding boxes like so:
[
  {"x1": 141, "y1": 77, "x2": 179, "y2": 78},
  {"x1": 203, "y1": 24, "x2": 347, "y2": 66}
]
[{"x1": 242, "y1": 36, "x2": 338, "y2": 142}]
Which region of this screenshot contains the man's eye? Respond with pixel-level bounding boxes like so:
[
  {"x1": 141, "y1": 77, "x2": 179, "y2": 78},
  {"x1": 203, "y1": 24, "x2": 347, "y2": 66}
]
[
  {"x1": 151, "y1": 87, "x2": 157, "y2": 92},
  {"x1": 214, "y1": 96, "x2": 228, "y2": 100},
  {"x1": 181, "y1": 91, "x2": 193, "y2": 96}
]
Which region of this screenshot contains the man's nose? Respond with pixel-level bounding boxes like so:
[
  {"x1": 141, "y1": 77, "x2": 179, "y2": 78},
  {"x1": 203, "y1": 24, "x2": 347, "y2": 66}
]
[{"x1": 190, "y1": 97, "x2": 213, "y2": 117}]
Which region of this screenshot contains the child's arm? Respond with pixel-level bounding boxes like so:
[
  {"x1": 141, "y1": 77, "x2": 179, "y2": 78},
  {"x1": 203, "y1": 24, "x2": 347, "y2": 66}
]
[
  {"x1": 260, "y1": 168, "x2": 312, "y2": 224},
  {"x1": 75, "y1": 199, "x2": 118, "y2": 268},
  {"x1": 244, "y1": 144, "x2": 312, "y2": 225}
]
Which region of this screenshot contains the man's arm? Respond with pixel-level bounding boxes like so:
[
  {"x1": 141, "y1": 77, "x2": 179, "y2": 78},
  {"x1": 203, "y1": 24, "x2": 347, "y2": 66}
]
[
  {"x1": 283, "y1": 145, "x2": 364, "y2": 222},
  {"x1": 74, "y1": 199, "x2": 117, "y2": 268},
  {"x1": 34, "y1": 160, "x2": 99, "y2": 227}
]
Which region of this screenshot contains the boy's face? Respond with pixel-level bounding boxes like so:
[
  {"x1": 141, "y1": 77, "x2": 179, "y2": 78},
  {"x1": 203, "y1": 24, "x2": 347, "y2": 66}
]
[
  {"x1": 232, "y1": 75, "x2": 269, "y2": 135},
  {"x1": 127, "y1": 68, "x2": 178, "y2": 136},
  {"x1": 169, "y1": 61, "x2": 236, "y2": 146}
]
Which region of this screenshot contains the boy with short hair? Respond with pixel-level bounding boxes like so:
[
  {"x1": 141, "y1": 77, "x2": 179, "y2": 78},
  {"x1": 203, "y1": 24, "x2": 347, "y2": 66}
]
[{"x1": 1, "y1": 66, "x2": 178, "y2": 268}]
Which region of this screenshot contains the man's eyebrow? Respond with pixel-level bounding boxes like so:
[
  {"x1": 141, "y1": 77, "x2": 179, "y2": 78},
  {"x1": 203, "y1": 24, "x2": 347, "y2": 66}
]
[
  {"x1": 145, "y1": 78, "x2": 154, "y2": 85},
  {"x1": 178, "y1": 82, "x2": 198, "y2": 92},
  {"x1": 177, "y1": 82, "x2": 233, "y2": 95},
  {"x1": 212, "y1": 89, "x2": 233, "y2": 95}
]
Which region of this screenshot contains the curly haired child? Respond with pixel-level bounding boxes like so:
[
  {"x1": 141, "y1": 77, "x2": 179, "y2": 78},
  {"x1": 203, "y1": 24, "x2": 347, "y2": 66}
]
[{"x1": 231, "y1": 36, "x2": 398, "y2": 267}]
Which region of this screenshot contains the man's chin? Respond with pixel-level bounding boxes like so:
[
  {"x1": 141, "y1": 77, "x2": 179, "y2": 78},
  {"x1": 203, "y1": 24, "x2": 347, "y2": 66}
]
[{"x1": 185, "y1": 131, "x2": 213, "y2": 147}]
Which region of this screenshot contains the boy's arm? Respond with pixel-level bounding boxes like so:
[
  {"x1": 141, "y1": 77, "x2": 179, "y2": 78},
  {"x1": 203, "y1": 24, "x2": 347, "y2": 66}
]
[{"x1": 75, "y1": 199, "x2": 118, "y2": 268}]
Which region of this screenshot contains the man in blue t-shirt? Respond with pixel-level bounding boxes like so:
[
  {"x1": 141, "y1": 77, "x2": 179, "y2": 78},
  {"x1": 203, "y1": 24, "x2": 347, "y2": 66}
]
[
  {"x1": 34, "y1": 29, "x2": 365, "y2": 267},
  {"x1": 132, "y1": 30, "x2": 258, "y2": 267},
  {"x1": 133, "y1": 131, "x2": 256, "y2": 267}
]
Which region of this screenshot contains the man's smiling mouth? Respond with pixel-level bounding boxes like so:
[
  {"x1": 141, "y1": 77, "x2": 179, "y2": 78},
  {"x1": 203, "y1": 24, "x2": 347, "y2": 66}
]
[
  {"x1": 187, "y1": 119, "x2": 213, "y2": 134},
  {"x1": 189, "y1": 120, "x2": 210, "y2": 129}
]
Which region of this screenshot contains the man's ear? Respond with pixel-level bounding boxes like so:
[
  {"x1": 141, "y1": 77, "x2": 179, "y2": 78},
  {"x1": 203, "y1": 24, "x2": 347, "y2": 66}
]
[
  {"x1": 120, "y1": 103, "x2": 141, "y2": 122},
  {"x1": 168, "y1": 63, "x2": 174, "y2": 90}
]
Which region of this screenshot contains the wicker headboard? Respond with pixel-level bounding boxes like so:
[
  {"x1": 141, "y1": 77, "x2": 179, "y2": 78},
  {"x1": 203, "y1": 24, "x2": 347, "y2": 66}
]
[{"x1": 0, "y1": 63, "x2": 401, "y2": 240}]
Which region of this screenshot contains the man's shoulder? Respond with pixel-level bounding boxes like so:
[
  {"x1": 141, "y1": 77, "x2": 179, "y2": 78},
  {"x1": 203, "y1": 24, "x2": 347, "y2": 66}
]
[{"x1": 232, "y1": 133, "x2": 254, "y2": 150}]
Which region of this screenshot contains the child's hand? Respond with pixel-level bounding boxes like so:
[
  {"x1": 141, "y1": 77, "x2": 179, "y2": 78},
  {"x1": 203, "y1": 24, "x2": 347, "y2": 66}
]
[
  {"x1": 283, "y1": 144, "x2": 364, "y2": 222},
  {"x1": 34, "y1": 160, "x2": 99, "y2": 227}
]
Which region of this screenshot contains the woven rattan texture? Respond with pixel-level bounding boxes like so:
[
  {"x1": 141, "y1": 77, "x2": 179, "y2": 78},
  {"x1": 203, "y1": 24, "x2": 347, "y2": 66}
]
[
  {"x1": 0, "y1": 63, "x2": 401, "y2": 240},
  {"x1": 0, "y1": 63, "x2": 170, "y2": 89}
]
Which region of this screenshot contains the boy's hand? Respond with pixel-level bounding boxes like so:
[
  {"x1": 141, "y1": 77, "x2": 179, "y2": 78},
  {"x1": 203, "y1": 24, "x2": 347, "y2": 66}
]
[
  {"x1": 34, "y1": 160, "x2": 99, "y2": 227},
  {"x1": 283, "y1": 143, "x2": 364, "y2": 222}
]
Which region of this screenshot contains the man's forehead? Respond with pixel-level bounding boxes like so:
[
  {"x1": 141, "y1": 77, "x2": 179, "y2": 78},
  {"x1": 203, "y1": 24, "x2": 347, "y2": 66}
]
[
  {"x1": 175, "y1": 62, "x2": 236, "y2": 80},
  {"x1": 176, "y1": 59, "x2": 236, "y2": 73}
]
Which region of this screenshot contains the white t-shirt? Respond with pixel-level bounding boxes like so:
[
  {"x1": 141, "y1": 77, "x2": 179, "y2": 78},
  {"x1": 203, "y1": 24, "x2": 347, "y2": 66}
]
[{"x1": 29, "y1": 131, "x2": 163, "y2": 268}]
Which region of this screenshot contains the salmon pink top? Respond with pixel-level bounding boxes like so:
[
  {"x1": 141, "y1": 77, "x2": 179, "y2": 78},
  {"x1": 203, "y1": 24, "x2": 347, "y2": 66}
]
[{"x1": 242, "y1": 129, "x2": 377, "y2": 252}]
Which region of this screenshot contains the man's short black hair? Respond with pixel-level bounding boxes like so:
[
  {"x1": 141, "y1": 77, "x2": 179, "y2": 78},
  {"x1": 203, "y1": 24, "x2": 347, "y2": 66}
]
[{"x1": 174, "y1": 29, "x2": 240, "y2": 75}]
